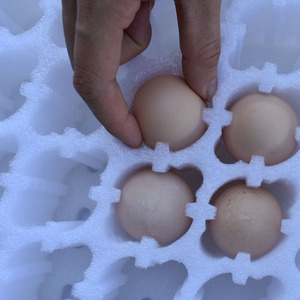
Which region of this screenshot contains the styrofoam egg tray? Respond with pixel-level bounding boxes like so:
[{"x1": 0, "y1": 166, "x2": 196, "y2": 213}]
[{"x1": 1, "y1": 0, "x2": 300, "y2": 299}]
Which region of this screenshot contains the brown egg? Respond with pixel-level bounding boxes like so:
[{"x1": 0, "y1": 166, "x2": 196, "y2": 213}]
[
  {"x1": 223, "y1": 93, "x2": 298, "y2": 165},
  {"x1": 117, "y1": 168, "x2": 195, "y2": 245},
  {"x1": 208, "y1": 183, "x2": 283, "y2": 259},
  {"x1": 132, "y1": 75, "x2": 207, "y2": 151}
]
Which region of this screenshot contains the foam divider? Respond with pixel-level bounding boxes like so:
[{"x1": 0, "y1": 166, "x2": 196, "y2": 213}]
[{"x1": 1, "y1": 0, "x2": 300, "y2": 299}]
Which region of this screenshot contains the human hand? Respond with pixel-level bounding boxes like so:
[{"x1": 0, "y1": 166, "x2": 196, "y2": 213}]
[
  {"x1": 62, "y1": 0, "x2": 153, "y2": 148},
  {"x1": 62, "y1": 0, "x2": 221, "y2": 148},
  {"x1": 175, "y1": 0, "x2": 221, "y2": 102}
]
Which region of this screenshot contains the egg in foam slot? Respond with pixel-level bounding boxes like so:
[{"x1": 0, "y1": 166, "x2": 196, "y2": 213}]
[
  {"x1": 117, "y1": 167, "x2": 195, "y2": 245},
  {"x1": 223, "y1": 93, "x2": 299, "y2": 165},
  {"x1": 208, "y1": 182, "x2": 283, "y2": 259},
  {"x1": 132, "y1": 75, "x2": 207, "y2": 151},
  {"x1": 3, "y1": 0, "x2": 300, "y2": 299}
]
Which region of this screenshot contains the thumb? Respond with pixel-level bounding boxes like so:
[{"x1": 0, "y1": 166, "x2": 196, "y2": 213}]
[{"x1": 175, "y1": 0, "x2": 221, "y2": 102}]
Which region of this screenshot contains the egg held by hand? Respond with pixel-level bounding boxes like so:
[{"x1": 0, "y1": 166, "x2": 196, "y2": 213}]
[{"x1": 132, "y1": 75, "x2": 207, "y2": 151}]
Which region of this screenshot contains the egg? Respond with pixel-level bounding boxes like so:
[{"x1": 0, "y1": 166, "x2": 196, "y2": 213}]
[
  {"x1": 208, "y1": 183, "x2": 283, "y2": 259},
  {"x1": 132, "y1": 75, "x2": 207, "y2": 151},
  {"x1": 223, "y1": 93, "x2": 298, "y2": 165},
  {"x1": 117, "y1": 168, "x2": 195, "y2": 245}
]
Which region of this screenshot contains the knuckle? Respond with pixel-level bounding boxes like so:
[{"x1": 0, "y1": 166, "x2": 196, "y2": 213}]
[
  {"x1": 185, "y1": 38, "x2": 221, "y2": 68},
  {"x1": 77, "y1": 0, "x2": 141, "y2": 33},
  {"x1": 73, "y1": 70, "x2": 103, "y2": 102}
]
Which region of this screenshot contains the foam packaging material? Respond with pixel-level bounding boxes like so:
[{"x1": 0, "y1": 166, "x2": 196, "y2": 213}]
[{"x1": 1, "y1": 0, "x2": 300, "y2": 299}]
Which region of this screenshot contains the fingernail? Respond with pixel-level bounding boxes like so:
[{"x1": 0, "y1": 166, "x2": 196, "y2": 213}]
[
  {"x1": 206, "y1": 78, "x2": 218, "y2": 102},
  {"x1": 122, "y1": 132, "x2": 142, "y2": 149},
  {"x1": 130, "y1": 133, "x2": 143, "y2": 149}
]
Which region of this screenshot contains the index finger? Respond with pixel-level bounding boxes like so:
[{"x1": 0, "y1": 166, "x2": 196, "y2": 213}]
[{"x1": 73, "y1": 0, "x2": 143, "y2": 147}]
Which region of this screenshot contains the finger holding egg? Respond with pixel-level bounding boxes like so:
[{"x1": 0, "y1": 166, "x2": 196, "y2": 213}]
[{"x1": 132, "y1": 75, "x2": 207, "y2": 151}]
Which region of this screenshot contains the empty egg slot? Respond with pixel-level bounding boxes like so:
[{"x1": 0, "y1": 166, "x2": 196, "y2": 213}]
[
  {"x1": 38, "y1": 245, "x2": 92, "y2": 300},
  {"x1": 32, "y1": 89, "x2": 85, "y2": 136},
  {"x1": 0, "y1": 9, "x2": 23, "y2": 34},
  {"x1": 13, "y1": 149, "x2": 107, "y2": 226},
  {"x1": 0, "y1": 0, "x2": 43, "y2": 35},
  {"x1": 52, "y1": 162, "x2": 101, "y2": 223},
  {"x1": 98, "y1": 257, "x2": 132, "y2": 299},
  {"x1": 44, "y1": 59, "x2": 77, "y2": 101},
  {"x1": 202, "y1": 179, "x2": 288, "y2": 260},
  {"x1": 230, "y1": 0, "x2": 300, "y2": 74},
  {"x1": 110, "y1": 258, "x2": 187, "y2": 300},
  {"x1": 37, "y1": 59, "x2": 100, "y2": 135},
  {"x1": 1, "y1": 243, "x2": 51, "y2": 300},
  {"x1": 13, "y1": 190, "x2": 65, "y2": 227},
  {"x1": 67, "y1": 150, "x2": 108, "y2": 172},
  {"x1": 199, "y1": 273, "x2": 284, "y2": 300},
  {"x1": 0, "y1": 47, "x2": 38, "y2": 121}
]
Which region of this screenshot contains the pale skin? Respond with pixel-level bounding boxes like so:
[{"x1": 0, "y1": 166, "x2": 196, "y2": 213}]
[{"x1": 62, "y1": 0, "x2": 221, "y2": 148}]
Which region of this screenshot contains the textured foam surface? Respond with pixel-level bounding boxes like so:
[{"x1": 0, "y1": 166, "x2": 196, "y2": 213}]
[{"x1": 1, "y1": 0, "x2": 300, "y2": 299}]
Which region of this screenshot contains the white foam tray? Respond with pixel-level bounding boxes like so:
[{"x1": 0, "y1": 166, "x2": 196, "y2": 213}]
[{"x1": 1, "y1": 0, "x2": 300, "y2": 299}]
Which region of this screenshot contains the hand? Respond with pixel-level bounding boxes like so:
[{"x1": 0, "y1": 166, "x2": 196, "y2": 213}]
[
  {"x1": 62, "y1": 0, "x2": 221, "y2": 148},
  {"x1": 175, "y1": 0, "x2": 221, "y2": 102},
  {"x1": 62, "y1": 0, "x2": 153, "y2": 148}
]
